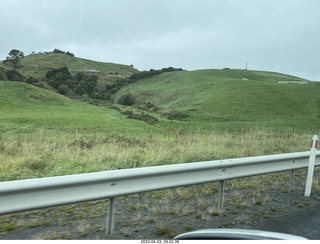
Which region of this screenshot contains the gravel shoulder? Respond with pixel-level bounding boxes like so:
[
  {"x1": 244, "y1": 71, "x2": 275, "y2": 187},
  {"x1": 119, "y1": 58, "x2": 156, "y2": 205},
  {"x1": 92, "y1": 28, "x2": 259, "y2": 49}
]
[{"x1": 1, "y1": 171, "x2": 320, "y2": 240}]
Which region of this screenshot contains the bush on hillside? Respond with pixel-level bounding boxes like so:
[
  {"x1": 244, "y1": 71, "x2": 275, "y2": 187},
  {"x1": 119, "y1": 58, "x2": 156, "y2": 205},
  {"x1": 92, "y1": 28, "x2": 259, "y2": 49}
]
[
  {"x1": 0, "y1": 68, "x2": 7, "y2": 80},
  {"x1": 45, "y1": 66, "x2": 71, "y2": 80},
  {"x1": 117, "y1": 93, "x2": 136, "y2": 106},
  {"x1": 58, "y1": 84, "x2": 69, "y2": 95},
  {"x1": 52, "y1": 49, "x2": 75, "y2": 57},
  {"x1": 25, "y1": 77, "x2": 39, "y2": 84},
  {"x1": 32, "y1": 82, "x2": 45, "y2": 88},
  {"x1": 127, "y1": 113, "x2": 159, "y2": 124},
  {"x1": 91, "y1": 92, "x2": 111, "y2": 100},
  {"x1": 163, "y1": 110, "x2": 189, "y2": 120},
  {"x1": 6, "y1": 69, "x2": 24, "y2": 82}
]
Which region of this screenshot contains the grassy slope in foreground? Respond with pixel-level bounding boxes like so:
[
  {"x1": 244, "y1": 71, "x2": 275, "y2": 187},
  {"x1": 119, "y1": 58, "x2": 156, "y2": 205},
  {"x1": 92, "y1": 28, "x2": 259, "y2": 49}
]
[
  {"x1": 0, "y1": 80, "x2": 161, "y2": 136},
  {"x1": 115, "y1": 69, "x2": 320, "y2": 131}
]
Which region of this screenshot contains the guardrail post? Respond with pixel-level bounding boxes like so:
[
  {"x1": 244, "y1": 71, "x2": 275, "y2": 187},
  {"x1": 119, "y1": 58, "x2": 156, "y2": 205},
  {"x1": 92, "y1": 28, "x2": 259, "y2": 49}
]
[
  {"x1": 106, "y1": 198, "x2": 116, "y2": 236},
  {"x1": 289, "y1": 170, "x2": 294, "y2": 192},
  {"x1": 218, "y1": 181, "x2": 225, "y2": 209},
  {"x1": 305, "y1": 135, "x2": 318, "y2": 197}
]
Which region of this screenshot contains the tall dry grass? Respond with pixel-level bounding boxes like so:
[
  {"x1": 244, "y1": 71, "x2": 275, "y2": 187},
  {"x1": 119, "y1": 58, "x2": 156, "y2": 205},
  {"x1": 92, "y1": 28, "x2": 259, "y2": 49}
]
[{"x1": 0, "y1": 129, "x2": 316, "y2": 182}]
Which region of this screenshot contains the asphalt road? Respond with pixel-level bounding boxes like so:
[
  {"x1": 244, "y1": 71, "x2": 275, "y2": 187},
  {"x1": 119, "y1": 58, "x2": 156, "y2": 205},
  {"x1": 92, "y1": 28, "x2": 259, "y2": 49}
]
[{"x1": 238, "y1": 200, "x2": 320, "y2": 240}]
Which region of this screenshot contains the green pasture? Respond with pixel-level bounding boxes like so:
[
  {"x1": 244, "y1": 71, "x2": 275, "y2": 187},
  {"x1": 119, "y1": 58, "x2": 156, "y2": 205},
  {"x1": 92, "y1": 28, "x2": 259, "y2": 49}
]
[
  {"x1": 115, "y1": 69, "x2": 320, "y2": 131},
  {"x1": 0, "y1": 81, "x2": 164, "y2": 137},
  {"x1": 1, "y1": 52, "x2": 319, "y2": 133}
]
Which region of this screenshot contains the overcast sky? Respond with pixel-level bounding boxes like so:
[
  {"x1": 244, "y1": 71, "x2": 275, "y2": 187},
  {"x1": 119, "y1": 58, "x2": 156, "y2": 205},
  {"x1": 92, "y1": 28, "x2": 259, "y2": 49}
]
[{"x1": 1, "y1": 0, "x2": 319, "y2": 81}]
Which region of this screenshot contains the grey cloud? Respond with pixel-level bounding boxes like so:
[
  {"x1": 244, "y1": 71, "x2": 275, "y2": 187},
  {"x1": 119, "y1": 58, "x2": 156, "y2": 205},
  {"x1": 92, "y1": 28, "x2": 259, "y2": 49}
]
[{"x1": 0, "y1": 0, "x2": 319, "y2": 80}]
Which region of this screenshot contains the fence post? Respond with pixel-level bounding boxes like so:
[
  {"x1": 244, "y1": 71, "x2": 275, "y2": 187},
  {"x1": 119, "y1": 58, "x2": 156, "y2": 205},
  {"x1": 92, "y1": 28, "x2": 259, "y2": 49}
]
[
  {"x1": 40, "y1": 129, "x2": 43, "y2": 144},
  {"x1": 75, "y1": 129, "x2": 79, "y2": 140},
  {"x1": 176, "y1": 127, "x2": 179, "y2": 141},
  {"x1": 106, "y1": 198, "x2": 116, "y2": 236},
  {"x1": 93, "y1": 127, "x2": 97, "y2": 140},
  {"x1": 305, "y1": 135, "x2": 318, "y2": 197},
  {"x1": 18, "y1": 130, "x2": 22, "y2": 145},
  {"x1": 218, "y1": 181, "x2": 225, "y2": 209},
  {"x1": 0, "y1": 130, "x2": 2, "y2": 141}
]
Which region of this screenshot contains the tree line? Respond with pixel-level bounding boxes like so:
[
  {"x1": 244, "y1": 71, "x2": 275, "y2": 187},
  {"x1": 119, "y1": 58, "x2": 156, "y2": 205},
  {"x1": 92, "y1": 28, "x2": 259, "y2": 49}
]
[
  {"x1": 106, "y1": 67, "x2": 184, "y2": 94},
  {"x1": 45, "y1": 66, "x2": 104, "y2": 99},
  {"x1": 46, "y1": 66, "x2": 183, "y2": 101}
]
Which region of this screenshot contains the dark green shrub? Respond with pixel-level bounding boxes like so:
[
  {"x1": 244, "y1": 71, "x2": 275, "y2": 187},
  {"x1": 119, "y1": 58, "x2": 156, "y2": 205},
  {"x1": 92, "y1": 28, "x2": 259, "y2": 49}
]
[
  {"x1": 25, "y1": 76, "x2": 39, "y2": 84},
  {"x1": 0, "y1": 70, "x2": 7, "y2": 80},
  {"x1": 6, "y1": 69, "x2": 24, "y2": 81},
  {"x1": 117, "y1": 93, "x2": 135, "y2": 106},
  {"x1": 58, "y1": 84, "x2": 69, "y2": 94}
]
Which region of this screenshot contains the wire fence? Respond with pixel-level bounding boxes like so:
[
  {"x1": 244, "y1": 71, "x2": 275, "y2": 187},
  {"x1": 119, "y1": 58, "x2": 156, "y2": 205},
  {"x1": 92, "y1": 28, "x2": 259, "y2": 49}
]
[{"x1": 0, "y1": 126, "x2": 319, "y2": 145}]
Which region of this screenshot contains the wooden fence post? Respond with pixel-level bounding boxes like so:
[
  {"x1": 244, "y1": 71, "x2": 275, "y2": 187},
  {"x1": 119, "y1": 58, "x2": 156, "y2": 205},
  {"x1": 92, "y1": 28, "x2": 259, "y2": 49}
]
[
  {"x1": 18, "y1": 130, "x2": 21, "y2": 145},
  {"x1": 40, "y1": 129, "x2": 43, "y2": 144},
  {"x1": 93, "y1": 127, "x2": 97, "y2": 140}
]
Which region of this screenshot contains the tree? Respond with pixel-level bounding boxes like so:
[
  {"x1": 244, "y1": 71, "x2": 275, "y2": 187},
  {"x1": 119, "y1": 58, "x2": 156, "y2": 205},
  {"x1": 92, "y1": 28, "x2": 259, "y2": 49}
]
[
  {"x1": 79, "y1": 75, "x2": 98, "y2": 95},
  {"x1": 75, "y1": 72, "x2": 86, "y2": 82},
  {"x1": 3, "y1": 49, "x2": 24, "y2": 69}
]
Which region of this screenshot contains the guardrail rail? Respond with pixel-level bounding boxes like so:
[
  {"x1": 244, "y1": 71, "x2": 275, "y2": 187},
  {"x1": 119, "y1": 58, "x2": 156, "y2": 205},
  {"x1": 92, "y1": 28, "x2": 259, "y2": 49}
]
[{"x1": 0, "y1": 137, "x2": 319, "y2": 235}]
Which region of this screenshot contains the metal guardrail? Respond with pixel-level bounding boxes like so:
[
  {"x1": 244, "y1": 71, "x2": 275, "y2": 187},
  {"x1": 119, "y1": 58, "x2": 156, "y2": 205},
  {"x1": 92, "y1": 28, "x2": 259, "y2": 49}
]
[{"x1": 0, "y1": 150, "x2": 319, "y2": 235}]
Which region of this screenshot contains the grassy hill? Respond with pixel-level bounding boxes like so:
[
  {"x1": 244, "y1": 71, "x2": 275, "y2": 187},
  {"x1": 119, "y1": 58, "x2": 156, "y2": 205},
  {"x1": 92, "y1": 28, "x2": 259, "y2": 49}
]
[
  {"x1": 0, "y1": 53, "x2": 138, "y2": 85},
  {"x1": 114, "y1": 69, "x2": 320, "y2": 131},
  {"x1": 1, "y1": 52, "x2": 319, "y2": 133},
  {"x1": 0, "y1": 80, "x2": 162, "y2": 137}
]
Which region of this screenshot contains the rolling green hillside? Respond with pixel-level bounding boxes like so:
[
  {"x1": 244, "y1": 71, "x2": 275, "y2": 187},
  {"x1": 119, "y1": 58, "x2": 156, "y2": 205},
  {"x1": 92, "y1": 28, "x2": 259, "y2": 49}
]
[
  {"x1": 1, "y1": 52, "x2": 319, "y2": 133},
  {"x1": 115, "y1": 69, "x2": 320, "y2": 131},
  {"x1": 0, "y1": 80, "x2": 161, "y2": 136},
  {"x1": 0, "y1": 53, "x2": 138, "y2": 84}
]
